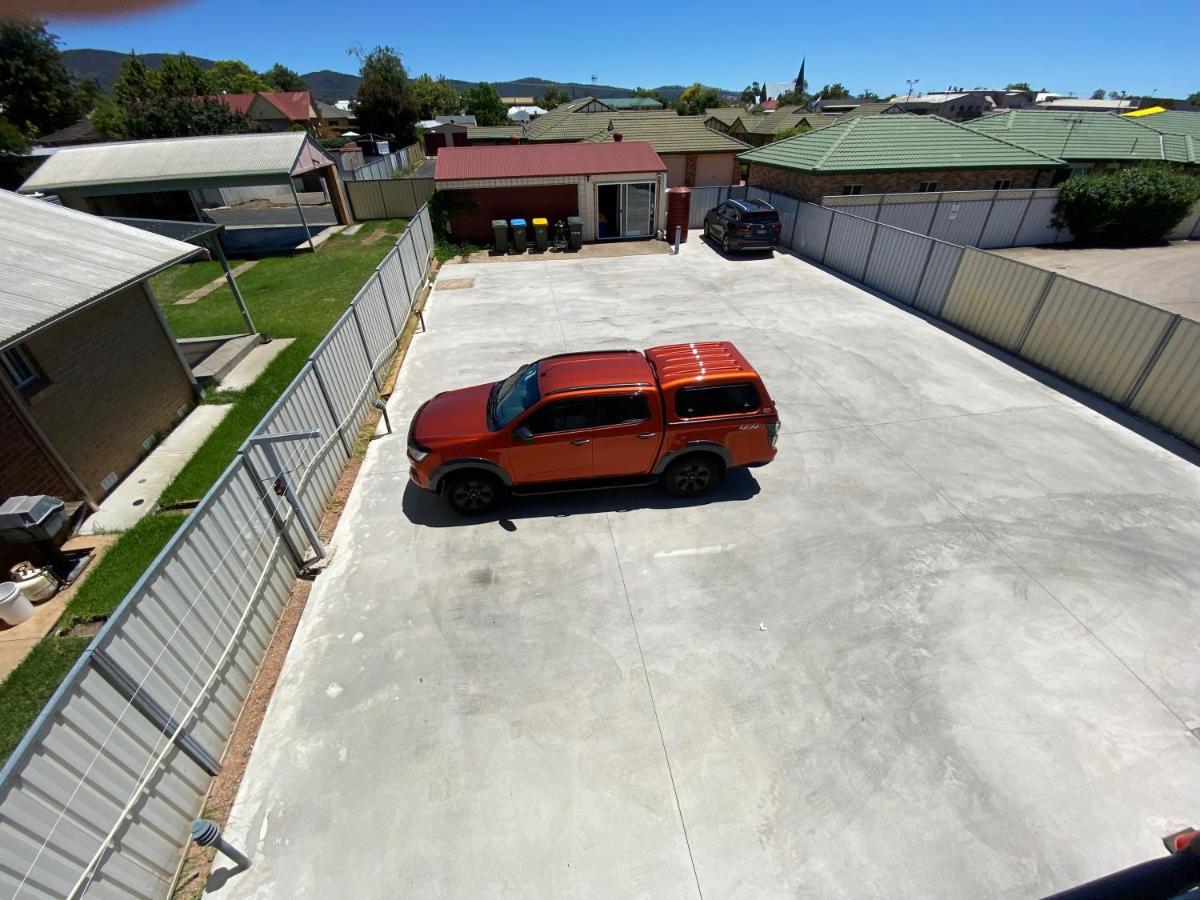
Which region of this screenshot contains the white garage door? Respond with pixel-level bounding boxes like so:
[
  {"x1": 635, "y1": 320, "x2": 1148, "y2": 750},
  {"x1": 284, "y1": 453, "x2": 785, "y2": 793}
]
[
  {"x1": 695, "y1": 154, "x2": 733, "y2": 187},
  {"x1": 664, "y1": 155, "x2": 687, "y2": 187}
]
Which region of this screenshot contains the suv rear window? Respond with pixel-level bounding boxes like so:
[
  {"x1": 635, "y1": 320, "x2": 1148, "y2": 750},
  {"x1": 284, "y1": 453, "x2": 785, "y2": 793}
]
[
  {"x1": 675, "y1": 383, "x2": 761, "y2": 418},
  {"x1": 741, "y1": 210, "x2": 778, "y2": 223}
]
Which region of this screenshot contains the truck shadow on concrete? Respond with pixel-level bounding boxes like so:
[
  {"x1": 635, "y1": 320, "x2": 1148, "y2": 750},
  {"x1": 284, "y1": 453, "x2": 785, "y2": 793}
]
[{"x1": 401, "y1": 467, "x2": 762, "y2": 528}]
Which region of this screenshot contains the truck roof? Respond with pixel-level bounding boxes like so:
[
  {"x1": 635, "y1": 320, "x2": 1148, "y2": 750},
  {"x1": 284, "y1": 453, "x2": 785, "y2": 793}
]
[
  {"x1": 644, "y1": 342, "x2": 756, "y2": 389},
  {"x1": 536, "y1": 350, "x2": 654, "y2": 396}
]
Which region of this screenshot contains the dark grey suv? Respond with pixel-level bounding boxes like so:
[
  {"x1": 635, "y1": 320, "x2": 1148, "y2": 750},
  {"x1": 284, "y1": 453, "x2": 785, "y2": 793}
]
[{"x1": 703, "y1": 197, "x2": 782, "y2": 252}]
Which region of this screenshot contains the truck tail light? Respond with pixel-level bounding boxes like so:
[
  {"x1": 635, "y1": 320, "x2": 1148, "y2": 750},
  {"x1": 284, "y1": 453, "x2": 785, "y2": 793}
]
[{"x1": 766, "y1": 421, "x2": 780, "y2": 447}]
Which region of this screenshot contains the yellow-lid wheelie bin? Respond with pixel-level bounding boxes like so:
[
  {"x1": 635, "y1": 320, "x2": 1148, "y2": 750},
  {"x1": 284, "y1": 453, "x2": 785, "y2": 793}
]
[{"x1": 532, "y1": 217, "x2": 549, "y2": 251}]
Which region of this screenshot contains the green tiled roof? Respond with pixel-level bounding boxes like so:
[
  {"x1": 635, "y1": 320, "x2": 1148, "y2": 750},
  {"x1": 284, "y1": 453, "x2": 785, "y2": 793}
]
[
  {"x1": 705, "y1": 108, "x2": 751, "y2": 126},
  {"x1": 967, "y1": 109, "x2": 1192, "y2": 163},
  {"x1": 750, "y1": 112, "x2": 828, "y2": 135},
  {"x1": 832, "y1": 101, "x2": 906, "y2": 121},
  {"x1": 1127, "y1": 109, "x2": 1200, "y2": 139},
  {"x1": 587, "y1": 113, "x2": 750, "y2": 154},
  {"x1": 466, "y1": 124, "x2": 522, "y2": 140},
  {"x1": 740, "y1": 114, "x2": 1065, "y2": 173}
]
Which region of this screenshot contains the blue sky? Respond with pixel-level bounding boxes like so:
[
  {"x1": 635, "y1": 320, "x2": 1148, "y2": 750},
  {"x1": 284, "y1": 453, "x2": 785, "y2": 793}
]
[{"x1": 49, "y1": 0, "x2": 1199, "y2": 98}]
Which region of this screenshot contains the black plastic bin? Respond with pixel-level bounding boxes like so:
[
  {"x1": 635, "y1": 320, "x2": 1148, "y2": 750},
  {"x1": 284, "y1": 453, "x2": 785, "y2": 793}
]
[
  {"x1": 566, "y1": 216, "x2": 583, "y2": 250},
  {"x1": 492, "y1": 219, "x2": 509, "y2": 253}
]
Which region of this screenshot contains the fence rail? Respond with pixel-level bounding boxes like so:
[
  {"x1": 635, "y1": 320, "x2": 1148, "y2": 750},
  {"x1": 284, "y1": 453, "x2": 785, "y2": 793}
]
[
  {"x1": 0, "y1": 206, "x2": 434, "y2": 900},
  {"x1": 739, "y1": 183, "x2": 1200, "y2": 448}
]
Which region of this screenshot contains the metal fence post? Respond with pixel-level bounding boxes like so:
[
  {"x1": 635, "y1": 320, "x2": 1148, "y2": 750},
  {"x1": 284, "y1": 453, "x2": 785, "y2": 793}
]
[
  {"x1": 374, "y1": 269, "x2": 398, "y2": 337},
  {"x1": 911, "y1": 238, "x2": 939, "y2": 307},
  {"x1": 396, "y1": 236, "x2": 416, "y2": 303},
  {"x1": 860, "y1": 219, "x2": 882, "y2": 283},
  {"x1": 1012, "y1": 190, "x2": 1037, "y2": 247},
  {"x1": 787, "y1": 204, "x2": 800, "y2": 250},
  {"x1": 310, "y1": 360, "x2": 354, "y2": 456},
  {"x1": 974, "y1": 190, "x2": 1001, "y2": 247},
  {"x1": 1122, "y1": 315, "x2": 1182, "y2": 407},
  {"x1": 820, "y1": 208, "x2": 836, "y2": 264},
  {"x1": 351, "y1": 305, "x2": 383, "y2": 392},
  {"x1": 1012, "y1": 272, "x2": 1058, "y2": 354}
]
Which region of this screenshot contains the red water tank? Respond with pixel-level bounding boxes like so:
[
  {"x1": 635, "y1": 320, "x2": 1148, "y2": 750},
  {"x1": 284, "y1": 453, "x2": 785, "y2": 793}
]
[{"x1": 666, "y1": 186, "x2": 691, "y2": 243}]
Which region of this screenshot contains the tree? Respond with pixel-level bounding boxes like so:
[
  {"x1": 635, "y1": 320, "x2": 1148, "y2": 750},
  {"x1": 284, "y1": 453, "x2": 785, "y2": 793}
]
[
  {"x1": 1108, "y1": 90, "x2": 1125, "y2": 100},
  {"x1": 1006, "y1": 81, "x2": 1031, "y2": 91},
  {"x1": 462, "y1": 82, "x2": 507, "y2": 126},
  {"x1": 204, "y1": 59, "x2": 268, "y2": 94},
  {"x1": 0, "y1": 19, "x2": 90, "y2": 139},
  {"x1": 859, "y1": 88, "x2": 880, "y2": 101},
  {"x1": 1188, "y1": 90, "x2": 1200, "y2": 105},
  {"x1": 263, "y1": 63, "x2": 306, "y2": 92},
  {"x1": 1055, "y1": 163, "x2": 1200, "y2": 245},
  {"x1": 539, "y1": 84, "x2": 570, "y2": 109},
  {"x1": 740, "y1": 83, "x2": 758, "y2": 106},
  {"x1": 817, "y1": 83, "x2": 850, "y2": 99},
  {"x1": 759, "y1": 81, "x2": 767, "y2": 103},
  {"x1": 1091, "y1": 89, "x2": 1107, "y2": 99},
  {"x1": 775, "y1": 90, "x2": 801, "y2": 106},
  {"x1": 352, "y1": 45, "x2": 416, "y2": 139},
  {"x1": 633, "y1": 86, "x2": 668, "y2": 105},
  {"x1": 100, "y1": 51, "x2": 252, "y2": 140},
  {"x1": 411, "y1": 74, "x2": 461, "y2": 119},
  {"x1": 674, "y1": 83, "x2": 723, "y2": 116}
]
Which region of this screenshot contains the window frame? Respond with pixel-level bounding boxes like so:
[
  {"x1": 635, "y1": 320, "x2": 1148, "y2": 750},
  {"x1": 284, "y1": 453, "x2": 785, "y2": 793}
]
[
  {"x1": 993, "y1": 179, "x2": 1013, "y2": 190},
  {"x1": 1, "y1": 345, "x2": 42, "y2": 392},
  {"x1": 918, "y1": 181, "x2": 940, "y2": 193},
  {"x1": 841, "y1": 184, "x2": 863, "y2": 196},
  {"x1": 674, "y1": 382, "x2": 762, "y2": 420}
]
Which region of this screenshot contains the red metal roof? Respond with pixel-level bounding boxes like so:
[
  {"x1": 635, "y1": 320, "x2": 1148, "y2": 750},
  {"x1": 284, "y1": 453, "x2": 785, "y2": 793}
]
[
  {"x1": 210, "y1": 93, "x2": 256, "y2": 115},
  {"x1": 436, "y1": 141, "x2": 666, "y2": 181}
]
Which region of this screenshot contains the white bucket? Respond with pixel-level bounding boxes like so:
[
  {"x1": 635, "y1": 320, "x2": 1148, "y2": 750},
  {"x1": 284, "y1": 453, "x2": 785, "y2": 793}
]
[{"x1": 0, "y1": 581, "x2": 35, "y2": 627}]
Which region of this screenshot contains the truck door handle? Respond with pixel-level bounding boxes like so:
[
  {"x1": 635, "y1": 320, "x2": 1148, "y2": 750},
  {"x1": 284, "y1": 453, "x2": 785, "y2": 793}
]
[
  {"x1": 636, "y1": 433, "x2": 657, "y2": 439},
  {"x1": 571, "y1": 439, "x2": 590, "y2": 446}
]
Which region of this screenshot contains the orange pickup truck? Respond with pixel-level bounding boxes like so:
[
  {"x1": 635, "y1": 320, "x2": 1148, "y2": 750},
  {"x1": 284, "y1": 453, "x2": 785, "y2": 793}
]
[{"x1": 407, "y1": 341, "x2": 780, "y2": 514}]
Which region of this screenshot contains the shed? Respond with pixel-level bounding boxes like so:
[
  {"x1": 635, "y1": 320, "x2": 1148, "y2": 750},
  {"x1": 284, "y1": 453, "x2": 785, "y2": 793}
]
[
  {"x1": 435, "y1": 142, "x2": 667, "y2": 243},
  {"x1": 420, "y1": 120, "x2": 470, "y2": 156},
  {"x1": 18, "y1": 132, "x2": 352, "y2": 245},
  {"x1": 0, "y1": 191, "x2": 203, "y2": 506}
]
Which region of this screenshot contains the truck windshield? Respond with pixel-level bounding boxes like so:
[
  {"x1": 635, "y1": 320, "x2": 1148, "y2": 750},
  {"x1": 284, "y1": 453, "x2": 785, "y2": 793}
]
[{"x1": 490, "y1": 362, "x2": 540, "y2": 429}]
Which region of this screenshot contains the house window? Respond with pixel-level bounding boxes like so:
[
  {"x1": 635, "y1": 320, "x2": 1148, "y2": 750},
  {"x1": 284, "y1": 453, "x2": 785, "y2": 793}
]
[
  {"x1": 841, "y1": 185, "x2": 863, "y2": 196},
  {"x1": 1070, "y1": 166, "x2": 1091, "y2": 178},
  {"x1": 1, "y1": 345, "x2": 42, "y2": 391},
  {"x1": 918, "y1": 181, "x2": 939, "y2": 193},
  {"x1": 993, "y1": 179, "x2": 1013, "y2": 190}
]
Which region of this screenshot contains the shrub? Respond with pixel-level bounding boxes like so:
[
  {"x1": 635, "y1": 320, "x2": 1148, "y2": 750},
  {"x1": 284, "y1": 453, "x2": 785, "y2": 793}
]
[{"x1": 1055, "y1": 164, "x2": 1200, "y2": 245}]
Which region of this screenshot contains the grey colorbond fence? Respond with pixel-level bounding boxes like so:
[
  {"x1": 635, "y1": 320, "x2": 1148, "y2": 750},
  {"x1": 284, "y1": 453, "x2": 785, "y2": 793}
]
[
  {"x1": 769, "y1": 192, "x2": 1200, "y2": 447},
  {"x1": 0, "y1": 206, "x2": 435, "y2": 900},
  {"x1": 345, "y1": 177, "x2": 435, "y2": 220},
  {"x1": 823, "y1": 187, "x2": 1200, "y2": 247},
  {"x1": 342, "y1": 142, "x2": 424, "y2": 182}
]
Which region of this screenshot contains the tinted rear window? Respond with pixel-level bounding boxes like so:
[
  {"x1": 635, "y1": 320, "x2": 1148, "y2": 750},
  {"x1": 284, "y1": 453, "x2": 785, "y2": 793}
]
[
  {"x1": 742, "y1": 210, "x2": 779, "y2": 223},
  {"x1": 675, "y1": 383, "x2": 761, "y2": 418}
]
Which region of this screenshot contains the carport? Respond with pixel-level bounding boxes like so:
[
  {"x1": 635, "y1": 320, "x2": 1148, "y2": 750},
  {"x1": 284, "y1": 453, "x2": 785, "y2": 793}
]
[
  {"x1": 18, "y1": 132, "x2": 352, "y2": 252},
  {"x1": 434, "y1": 141, "x2": 667, "y2": 243}
]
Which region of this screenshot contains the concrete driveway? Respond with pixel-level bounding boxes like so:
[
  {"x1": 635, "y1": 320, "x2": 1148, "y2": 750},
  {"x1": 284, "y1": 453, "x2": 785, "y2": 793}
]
[{"x1": 221, "y1": 235, "x2": 1200, "y2": 898}]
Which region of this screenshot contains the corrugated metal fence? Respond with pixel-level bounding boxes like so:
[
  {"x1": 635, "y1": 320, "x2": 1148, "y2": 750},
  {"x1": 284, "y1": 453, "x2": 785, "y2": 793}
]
[
  {"x1": 0, "y1": 206, "x2": 435, "y2": 900},
  {"x1": 822, "y1": 187, "x2": 1200, "y2": 247},
  {"x1": 341, "y1": 142, "x2": 424, "y2": 182},
  {"x1": 345, "y1": 178, "x2": 435, "y2": 221},
  {"x1": 755, "y1": 187, "x2": 1200, "y2": 447}
]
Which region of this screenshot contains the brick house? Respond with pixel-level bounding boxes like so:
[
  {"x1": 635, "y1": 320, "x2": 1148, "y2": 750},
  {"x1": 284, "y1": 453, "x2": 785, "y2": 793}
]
[
  {"x1": 0, "y1": 191, "x2": 201, "y2": 507},
  {"x1": 740, "y1": 115, "x2": 1066, "y2": 202}
]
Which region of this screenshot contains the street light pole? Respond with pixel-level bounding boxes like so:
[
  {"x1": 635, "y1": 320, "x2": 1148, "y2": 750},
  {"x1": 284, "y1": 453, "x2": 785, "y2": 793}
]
[{"x1": 905, "y1": 79, "x2": 920, "y2": 103}]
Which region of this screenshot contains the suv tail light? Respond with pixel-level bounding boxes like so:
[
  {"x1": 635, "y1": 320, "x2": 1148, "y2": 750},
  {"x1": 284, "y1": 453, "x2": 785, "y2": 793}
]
[
  {"x1": 766, "y1": 420, "x2": 780, "y2": 447},
  {"x1": 735, "y1": 223, "x2": 754, "y2": 234}
]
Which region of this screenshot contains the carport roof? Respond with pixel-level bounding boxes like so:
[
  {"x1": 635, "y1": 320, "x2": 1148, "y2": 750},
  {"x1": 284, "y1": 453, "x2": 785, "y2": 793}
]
[
  {"x1": 19, "y1": 131, "x2": 333, "y2": 195},
  {"x1": 0, "y1": 191, "x2": 200, "y2": 349},
  {"x1": 435, "y1": 141, "x2": 666, "y2": 181}
]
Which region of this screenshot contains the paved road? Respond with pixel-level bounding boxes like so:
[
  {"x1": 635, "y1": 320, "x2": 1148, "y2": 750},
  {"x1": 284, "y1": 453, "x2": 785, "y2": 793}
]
[
  {"x1": 221, "y1": 237, "x2": 1200, "y2": 898},
  {"x1": 996, "y1": 240, "x2": 1200, "y2": 322}
]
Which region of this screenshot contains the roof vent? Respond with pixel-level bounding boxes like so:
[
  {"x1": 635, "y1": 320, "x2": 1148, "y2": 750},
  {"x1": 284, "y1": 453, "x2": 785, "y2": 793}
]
[{"x1": 613, "y1": 133, "x2": 623, "y2": 142}]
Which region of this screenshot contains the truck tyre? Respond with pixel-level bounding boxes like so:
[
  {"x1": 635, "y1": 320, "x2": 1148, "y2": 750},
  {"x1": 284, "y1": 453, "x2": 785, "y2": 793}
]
[
  {"x1": 445, "y1": 471, "x2": 504, "y2": 515},
  {"x1": 662, "y1": 454, "x2": 720, "y2": 499}
]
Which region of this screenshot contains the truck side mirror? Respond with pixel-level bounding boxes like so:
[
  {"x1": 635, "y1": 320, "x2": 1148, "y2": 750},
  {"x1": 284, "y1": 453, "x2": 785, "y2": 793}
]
[{"x1": 513, "y1": 426, "x2": 534, "y2": 444}]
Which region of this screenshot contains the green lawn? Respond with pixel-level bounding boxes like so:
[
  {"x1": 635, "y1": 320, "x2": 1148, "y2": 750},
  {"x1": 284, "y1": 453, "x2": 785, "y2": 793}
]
[
  {"x1": 0, "y1": 220, "x2": 410, "y2": 766},
  {"x1": 156, "y1": 219, "x2": 408, "y2": 505}
]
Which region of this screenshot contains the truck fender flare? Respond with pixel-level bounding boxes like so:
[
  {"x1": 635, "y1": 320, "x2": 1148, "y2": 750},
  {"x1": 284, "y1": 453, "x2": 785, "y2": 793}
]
[
  {"x1": 431, "y1": 459, "x2": 513, "y2": 492},
  {"x1": 652, "y1": 441, "x2": 733, "y2": 476}
]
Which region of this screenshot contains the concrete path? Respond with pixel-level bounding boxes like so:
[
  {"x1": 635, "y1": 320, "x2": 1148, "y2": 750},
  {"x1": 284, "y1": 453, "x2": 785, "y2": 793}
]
[
  {"x1": 176, "y1": 260, "x2": 257, "y2": 305},
  {"x1": 221, "y1": 237, "x2": 1200, "y2": 898},
  {"x1": 81, "y1": 405, "x2": 230, "y2": 533},
  {"x1": 996, "y1": 240, "x2": 1200, "y2": 322},
  {"x1": 217, "y1": 338, "x2": 294, "y2": 391}
]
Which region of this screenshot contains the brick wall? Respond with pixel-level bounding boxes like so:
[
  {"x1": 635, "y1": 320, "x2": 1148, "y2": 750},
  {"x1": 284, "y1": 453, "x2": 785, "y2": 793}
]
[
  {"x1": 20, "y1": 282, "x2": 194, "y2": 499},
  {"x1": 0, "y1": 387, "x2": 77, "y2": 500},
  {"x1": 747, "y1": 164, "x2": 1056, "y2": 201},
  {"x1": 684, "y1": 154, "x2": 698, "y2": 186}
]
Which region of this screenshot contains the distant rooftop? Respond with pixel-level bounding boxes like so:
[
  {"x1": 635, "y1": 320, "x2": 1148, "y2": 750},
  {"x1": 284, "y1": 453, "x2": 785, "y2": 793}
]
[{"x1": 968, "y1": 109, "x2": 1196, "y2": 164}]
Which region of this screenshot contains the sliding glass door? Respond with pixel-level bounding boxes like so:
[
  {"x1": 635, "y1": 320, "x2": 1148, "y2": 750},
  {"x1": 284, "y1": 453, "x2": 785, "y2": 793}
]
[{"x1": 596, "y1": 182, "x2": 657, "y2": 239}]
